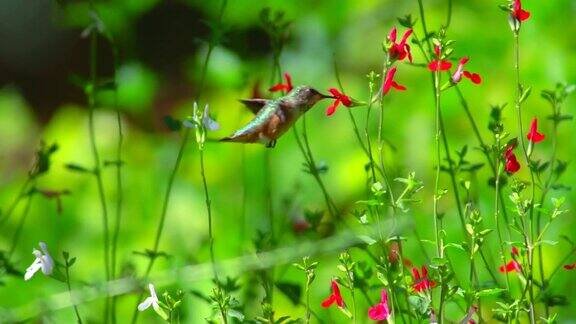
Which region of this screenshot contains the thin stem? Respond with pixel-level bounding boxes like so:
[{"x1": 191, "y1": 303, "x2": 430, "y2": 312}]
[
  {"x1": 108, "y1": 36, "x2": 124, "y2": 324},
  {"x1": 513, "y1": 29, "x2": 536, "y2": 324},
  {"x1": 433, "y1": 67, "x2": 446, "y2": 323},
  {"x1": 8, "y1": 193, "x2": 34, "y2": 258},
  {"x1": 65, "y1": 259, "x2": 83, "y2": 324},
  {"x1": 86, "y1": 12, "x2": 112, "y2": 321},
  {"x1": 0, "y1": 177, "x2": 31, "y2": 229}
]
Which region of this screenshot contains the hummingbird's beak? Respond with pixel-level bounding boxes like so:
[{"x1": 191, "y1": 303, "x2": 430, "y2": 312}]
[{"x1": 320, "y1": 93, "x2": 335, "y2": 99}]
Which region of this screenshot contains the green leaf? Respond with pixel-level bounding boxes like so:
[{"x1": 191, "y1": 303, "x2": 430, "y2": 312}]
[
  {"x1": 65, "y1": 163, "x2": 92, "y2": 174},
  {"x1": 519, "y1": 86, "x2": 532, "y2": 103},
  {"x1": 476, "y1": 288, "x2": 505, "y2": 297},
  {"x1": 275, "y1": 281, "x2": 301, "y2": 306}
]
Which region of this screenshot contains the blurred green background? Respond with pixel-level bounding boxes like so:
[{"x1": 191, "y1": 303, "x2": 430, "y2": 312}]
[{"x1": 1, "y1": 0, "x2": 575, "y2": 322}]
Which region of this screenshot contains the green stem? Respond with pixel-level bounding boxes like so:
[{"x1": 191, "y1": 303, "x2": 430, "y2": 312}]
[
  {"x1": 513, "y1": 30, "x2": 536, "y2": 324},
  {"x1": 86, "y1": 11, "x2": 112, "y2": 321},
  {"x1": 65, "y1": 259, "x2": 83, "y2": 324}
]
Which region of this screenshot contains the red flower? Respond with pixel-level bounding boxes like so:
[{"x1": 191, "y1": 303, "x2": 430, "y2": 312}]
[
  {"x1": 452, "y1": 57, "x2": 481, "y2": 84},
  {"x1": 512, "y1": 0, "x2": 530, "y2": 22},
  {"x1": 499, "y1": 248, "x2": 522, "y2": 273},
  {"x1": 325, "y1": 88, "x2": 352, "y2": 116},
  {"x1": 321, "y1": 280, "x2": 345, "y2": 308},
  {"x1": 504, "y1": 143, "x2": 521, "y2": 174},
  {"x1": 383, "y1": 67, "x2": 406, "y2": 95},
  {"x1": 368, "y1": 289, "x2": 391, "y2": 321},
  {"x1": 526, "y1": 118, "x2": 545, "y2": 143},
  {"x1": 564, "y1": 263, "x2": 576, "y2": 270},
  {"x1": 499, "y1": 260, "x2": 521, "y2": 273},
  {"x1": 269, "y1": 73, "x2": 293, "y2": 93},
  {"x1": 428, "y1": 46, "x2": 452, "y2": 72},
  {"x1": 388, "y1": 26, "x2": 413, "y2": 63},
  {"x1": 412, "y1": 266, "x2": 436, "y2": 292}
]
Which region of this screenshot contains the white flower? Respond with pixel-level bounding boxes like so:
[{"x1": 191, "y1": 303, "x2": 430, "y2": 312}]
[
  {"x1": 184, "y1": 102, "x2": 219, "y2": 131},
  {"x1": 202, "y1": 105, "x2": 220, "y2": 131},
  {"x1": 138, "y1": 284, "x2": 161, "y2": 312},
  {"x1": 24, "y1": 241, "x2": 54, "y2": 281}
]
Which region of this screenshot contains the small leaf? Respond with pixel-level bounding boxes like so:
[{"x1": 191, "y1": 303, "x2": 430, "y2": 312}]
[
  {"x1": 65, "y1": 163, "x2": 92, "y2": 174},
  {"x1": 275, "y1": 282, "x2": 301, "y2": 306}
]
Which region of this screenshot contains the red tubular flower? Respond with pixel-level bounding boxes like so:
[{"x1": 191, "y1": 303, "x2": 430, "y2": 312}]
[
  {"x1": 452, "y1": 57, "x2": 482, "y2": 84},
  {"x1": 564, "y1": 263, "x2": 576, "y2": 270},
  {"x1": 428, "y1": 46, "x2": 452, "y2": 72},
  {"x1": 504, "y1": 143, "x2": 521, "y2": 174},
  {"x1": 321, "y1": 280, "x2": 345, "y2": 308},
  {"x1": 411, "y1": 266, "x2": 436, "y2": 292},
  {"x1": 325, "y1": 88, "x2": 352, "y2": 116},
  {"x1": 499, "y1": 248, "x2": 522, "y2": 273},
  {"x1": 388, "y1": 26, "x2": 413, "y2": 63},
  {"x1": 499, "y1": 260, "x2": 521, "y2": 273},
  {"x1": 269, "y1": 73, "x2": 293, "y2": 93},
  {"x1": 383, "y1": 67, "x2": 407, "y2": 95},
  {"x1": 526, "y1": 118, "x2": 545, "y2": 143},
  {"x1": 512, "y1": 0, "x2": 530, "y2": 22},
  {"x1": 368, "y1": 289, "x2": 391, "y2": 321}
]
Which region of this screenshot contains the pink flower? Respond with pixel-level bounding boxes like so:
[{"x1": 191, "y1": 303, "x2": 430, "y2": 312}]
[
  {"x1": 451, "y1": 57, "x2": 481, "y2": 84},
  {"x1": 412, "y1": 266, "x2": 436, "y2": 292},
  {"x1": 428, "y1": 46, "x2": 452, "y2": 72},
  {"x1": 512, "y1": 0, "x2": 530, "y2": 22},
  {"x1": 269, "y1": 73, "x2": 293, "y2": 93},
  {"x1": 383, "y1": 67, "x2": 407, "y2": 95},
  {"x1": 325, "y1": 88, "x2": 352, "y2": 116},
  {"x1": 321, "y1": 280, "x2": 345, "y2": 308},
  {"x1": 368, "y1": 289, "x2": 391, "y2": 321},
  {"x1": 388, "y1": 27, "x2": 413, "y2": 63},
  {"x1": 526, "y1": 118, "x2": 545, "y2": 143}
]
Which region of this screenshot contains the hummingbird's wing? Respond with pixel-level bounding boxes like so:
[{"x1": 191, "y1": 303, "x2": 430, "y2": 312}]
[
  {"x1": 238, "y1": 98, "x2": 268, "y2": 114},
  {"x1": 220, "y1": 101, "x2": 286, "y2": 145}
]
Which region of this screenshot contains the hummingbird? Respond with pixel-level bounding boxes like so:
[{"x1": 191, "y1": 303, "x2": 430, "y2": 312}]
[{"x1": 220, "y1": 86, "x2": 333, "y2": 148}]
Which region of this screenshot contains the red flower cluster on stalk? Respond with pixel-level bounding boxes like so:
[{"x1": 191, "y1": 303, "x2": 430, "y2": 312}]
[
  {"x1": 388, "y1": 27, "x2": 413, "y2": 63},
  {"x1": 504, "y1": 143, "x2": 521, "y2": 174},
  {"x1": 564, "y1": 263, "x2": 576, "y2": 270},
  {"x1": 368, "y1": 290, "x2": 391, "y2": 321},
  {"x1": 451, "y1": 57, "x2": 482, "y2": 85},
  {"x1": 269, "y1": 73, "x2": 293, "y2": 93},
  {"x1": 412, "y1": 265, "x2": 436, "y2": 292},
  {"x1": 428, "y1": 46, "x2": 452, "y2": 72},
  {"x1": 527, "y1": 118, "x2": 545, "y2": 143},
  {"x1": 325, "y1": 88, "x2": 352, "y2": 116},
  {"x1": 512, "y1": 0, "x2": 530, "y2": 22},
  {"x1": 321, "y1": 280, "x2": 345, "y2": 308}
]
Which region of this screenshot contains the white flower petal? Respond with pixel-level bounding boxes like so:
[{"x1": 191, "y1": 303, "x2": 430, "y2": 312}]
[
  {"x1": 137, "y1": 297, "x2": 153, "y2": 311},
  {"x1": 40, "y1": 255, "x2": 54, "y2": 275},
  {"x1": 24, "y1": 259, "x2": 42, "y2": 281},
  {"x1": 148, "y1": 284, "x2": 158, "y2": 300}
]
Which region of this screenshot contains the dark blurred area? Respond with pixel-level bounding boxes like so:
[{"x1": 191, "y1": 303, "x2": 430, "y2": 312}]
[{"x1": 0, "y1": 0, "x2": 272, "y2": 125}]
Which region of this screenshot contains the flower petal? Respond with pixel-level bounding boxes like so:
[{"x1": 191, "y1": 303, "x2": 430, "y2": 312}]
[
  {"x1": 24, "y1": 259, "x2": 43, "y2": 281},
  {"x1": 138, "y1": 297, "x2": 154, "y2": 311}
]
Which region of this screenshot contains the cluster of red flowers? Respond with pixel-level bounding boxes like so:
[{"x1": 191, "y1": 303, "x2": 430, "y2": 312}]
[{"x1": 322, "y1": 264, "x2": 436, "y2": 321}]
